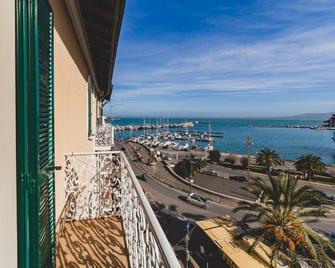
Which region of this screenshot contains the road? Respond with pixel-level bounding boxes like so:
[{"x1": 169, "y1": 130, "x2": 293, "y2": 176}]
[
  {"x1": 125, "y1": 146, "x2": 335, "y2": 234},
  {"x1": 206, "y1": 163, "x2": 335, "y2": 197},
  {"x1": 156, "y1": 148, "x2": 335, "y2": 198},
  {"x1": 116, "y1": 141, "x2": 335, "y2": 234}
]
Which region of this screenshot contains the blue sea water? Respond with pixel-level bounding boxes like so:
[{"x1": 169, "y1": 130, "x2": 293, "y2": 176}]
[{"x1": 109, "y1": 117, "x2": 335, "y2": 164}]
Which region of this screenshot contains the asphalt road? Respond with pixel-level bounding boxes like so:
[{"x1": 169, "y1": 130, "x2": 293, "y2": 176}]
[
  {"x1": 116, "y1": 141, "x2": 335, "y2": 234},
  {"x1": 206, "y1": 163, "x2": 335, "y2": 197},
  {"x1": 127, "y1": 151, "x2": 335, "y2": 234},
  {"x1": 156, "y1": 149, "x2": 335, "y2": 198}
]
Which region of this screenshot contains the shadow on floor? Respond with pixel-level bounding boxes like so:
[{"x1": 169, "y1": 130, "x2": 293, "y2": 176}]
[{"x1": 56, "y1": 216, "x2": 129, "y2": 268}]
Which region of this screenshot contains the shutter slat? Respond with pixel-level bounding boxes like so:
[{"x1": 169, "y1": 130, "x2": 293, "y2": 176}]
[{"x1": 37, "y1": 0, "x2": 55, "y2": 267}]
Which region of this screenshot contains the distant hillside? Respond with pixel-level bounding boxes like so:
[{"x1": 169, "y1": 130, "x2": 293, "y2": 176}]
[{"x1": 292, "y1": 112, "x2": 334, "y2": 119}]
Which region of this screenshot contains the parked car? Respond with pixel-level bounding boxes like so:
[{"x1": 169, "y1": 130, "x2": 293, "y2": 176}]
[
  {"x1": 163, "y1": 155, "x2": 172, "y2": 161},
  {"x1": 187, "y1": 193, "x2": 209, "y2": 209},
  {"x1": 329, "y1": 232, "x2": 335, "y2": 243},
  {"x1": 205, "y1": 169, "x2": 217, "y2": 176},
  {"x1": 229, "y1": 175, "x2": 248, "y2": 182},
  {"x1": 137, "y1": 173, "x2": 150, "y2": 181}
]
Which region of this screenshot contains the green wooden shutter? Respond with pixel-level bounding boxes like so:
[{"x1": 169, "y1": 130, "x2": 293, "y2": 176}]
[
  {"x1": 16, "y1": 0, "x2": 31, "y2": 267},
  {"x1": 17, "y1": 0, "x2": 55, "y2": 267},
  {"x1": 34, "y1": 0, "x2": 55, "y2": 266},
  {"x1": 88, "y1": 77, "x2": 92, "y2": 137}
]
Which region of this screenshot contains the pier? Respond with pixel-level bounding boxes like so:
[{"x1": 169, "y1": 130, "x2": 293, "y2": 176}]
[{"x1": 114, "y1": 121, "x2": 195, "y2": 132}]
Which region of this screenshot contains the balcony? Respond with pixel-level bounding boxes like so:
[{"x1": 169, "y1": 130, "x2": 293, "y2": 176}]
[
  {"x1": 95, "y1": 124, "x2": 115, "y2": 150},
  {"x1": 56, "y1": 151, "x2": 180, "y2": 268}
]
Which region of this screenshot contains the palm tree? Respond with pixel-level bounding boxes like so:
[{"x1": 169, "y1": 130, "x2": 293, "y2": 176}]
[
  {"x1": 233, "y1": 175, "x2": 335, "y2": 267},
  {"x1": 294, "y1": 154, "x2": 327, "y2": 181},
  {"x1": 148, "y1": 149, "x2": 157, "y2": 165},
  {"x1": 256, "y1": 148, "x2": 283, "y2": 172},
  {"x1": 192, "y1": 158, "x2": 207, "y2": 173}
]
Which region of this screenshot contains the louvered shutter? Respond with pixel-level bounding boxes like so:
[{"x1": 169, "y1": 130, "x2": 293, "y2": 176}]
[{"x1": 31, "y1": 0, "x2": 55, "y2": 267}]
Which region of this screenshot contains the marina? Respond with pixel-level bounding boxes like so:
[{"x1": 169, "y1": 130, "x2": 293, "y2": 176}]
[
  {"x1": 112, "y1": 117, "x2": 335, "y2": 164},
  {"x1": 127, "y1": 129, "x2": 217, "y2": 152},
  {"x1": 113, "y1": 121, "x2": 195, "y2": 132}
]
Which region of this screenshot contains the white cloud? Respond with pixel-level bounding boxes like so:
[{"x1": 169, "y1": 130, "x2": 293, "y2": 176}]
[{"x1": 113, "y1": 1, "x2": 335, "y2": 103}]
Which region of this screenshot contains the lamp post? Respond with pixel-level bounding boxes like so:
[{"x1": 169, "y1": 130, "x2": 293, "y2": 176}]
[
  {"x1": 188, "y1": 134, "x2": 192, "y2": 158},
  {"x1": 245, "y1": 136, "x2": 254, "y2": 181},
  {"x1": 189, "y1": 178, "x2": 194, "y2": 195}
]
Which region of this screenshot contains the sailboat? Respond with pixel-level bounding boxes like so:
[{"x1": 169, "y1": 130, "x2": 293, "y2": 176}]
[{"x1": 205, "y1": 121, "x2": 214, "y2": 151}]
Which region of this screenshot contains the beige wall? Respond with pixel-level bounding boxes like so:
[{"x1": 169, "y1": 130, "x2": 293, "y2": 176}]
[
  {"x1": 51, "y1": 0, "x2": 99, "y2": 220},
  {"x1": 0, "y1": 0, "x2": 17, "y2": 267}
]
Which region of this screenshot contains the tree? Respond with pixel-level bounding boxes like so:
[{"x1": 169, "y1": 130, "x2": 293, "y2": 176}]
[
  {"x1": 147, "y1": 149, "x2": 157, "y2": 165},
  {"x1": 174, "y1": 159, "x2": 192, "y2": 178},
  {"x1": 225, "y1": 154, "x2": 237, "y2": 166},
  {"x1": 208, "y1": 149, "x2": 221, "y2": 163},
  {"x1": 256, "y1": 148, "x2": 282, "y2": 172},
  {"x1": 240, "y1": 156, "x2": 249, "y2": 169},
  {"x1": 294, "y1": 154, "x2": 327, "y2": 181},
  {"x1": 233, "y1": 175, "x2": 335, "y2": 268},
  {"x1": 193, "y1": 158, "x2": 207, "y2": 173}
]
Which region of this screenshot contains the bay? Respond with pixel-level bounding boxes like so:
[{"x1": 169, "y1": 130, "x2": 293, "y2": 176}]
[{"x1": 109, "y1": 117, "x2": 335, "y2": 164}]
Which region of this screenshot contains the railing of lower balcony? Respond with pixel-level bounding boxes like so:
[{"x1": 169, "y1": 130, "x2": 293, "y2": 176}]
[
  {"x1": 95, "y1": 124, "x2": 114, "y2": 148},
  {"x1": 61, "y1": 151, "x2": 180, "y2": 268}
]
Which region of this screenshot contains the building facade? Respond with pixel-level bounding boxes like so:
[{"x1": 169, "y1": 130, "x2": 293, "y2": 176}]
[{"x1": 0, "y1": 1, "x2": 179, "y2": 267}]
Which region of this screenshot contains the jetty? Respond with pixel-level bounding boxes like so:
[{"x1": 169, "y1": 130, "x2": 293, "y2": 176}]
[{"x1": 114, "y1": 121, "x2": 195, "y2": 132}]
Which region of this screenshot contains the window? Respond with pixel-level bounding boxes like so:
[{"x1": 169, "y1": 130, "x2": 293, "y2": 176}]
[{"x1": 87, "y1": 76, "x2": 92, "y2": 137}]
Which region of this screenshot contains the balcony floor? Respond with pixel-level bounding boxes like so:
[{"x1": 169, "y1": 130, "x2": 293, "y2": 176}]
[{"x1": 56, "y1": 216, "x2": 129, "y2": 268}]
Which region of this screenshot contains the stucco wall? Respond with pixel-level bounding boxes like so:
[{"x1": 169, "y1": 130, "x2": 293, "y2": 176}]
[
  {"x1": 51, "y1": 0, "x2": 98, "y2": 221},
  {"x1": 0, "y1": 0, "x2": 17, "y2": 266}
]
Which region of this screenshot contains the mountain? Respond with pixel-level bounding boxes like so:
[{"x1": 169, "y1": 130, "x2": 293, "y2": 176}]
[{"x1": 291, "y1": 112, "x2": 334, "y2": 119}]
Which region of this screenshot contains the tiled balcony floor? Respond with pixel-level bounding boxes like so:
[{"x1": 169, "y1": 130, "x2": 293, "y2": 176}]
[{"x1": 56, "y1": 216, "x2": 129, "y2": 268}]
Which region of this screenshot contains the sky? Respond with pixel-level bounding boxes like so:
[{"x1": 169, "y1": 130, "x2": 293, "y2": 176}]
[{"x1": 105, "y1": 0, "x2": 335, "y2": 118}]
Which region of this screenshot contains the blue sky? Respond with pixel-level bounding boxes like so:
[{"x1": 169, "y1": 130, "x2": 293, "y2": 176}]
[{"x1": 106, "y1": 0, "x2": 335, "y2": 117}]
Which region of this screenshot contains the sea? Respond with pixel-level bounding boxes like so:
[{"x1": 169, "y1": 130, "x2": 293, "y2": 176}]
[{"x1": 108, "y1": 117, "x2": 335, "y2": 165}]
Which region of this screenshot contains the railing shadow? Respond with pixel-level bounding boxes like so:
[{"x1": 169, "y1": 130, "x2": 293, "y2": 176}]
[{"x1": 56, "y1": 216, "x2": 129, "y2": 268}]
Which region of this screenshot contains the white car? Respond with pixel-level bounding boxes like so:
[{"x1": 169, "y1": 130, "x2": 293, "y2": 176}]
[{"x1": 186, "y1": 193, "x2": 209, "y2": 209}]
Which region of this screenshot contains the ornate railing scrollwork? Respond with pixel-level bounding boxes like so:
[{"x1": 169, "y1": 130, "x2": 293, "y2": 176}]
[
  {"x1": 95, "y1": 124, "x2": 114, "y2": 147},
  {"x1": 63, "y1": 151, "x2": 180, "y2": 268}
]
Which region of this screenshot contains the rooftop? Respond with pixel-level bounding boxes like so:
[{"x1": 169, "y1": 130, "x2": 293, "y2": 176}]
[{"x1": 196, "y1": 216, "x2": 288, "y2": 268}]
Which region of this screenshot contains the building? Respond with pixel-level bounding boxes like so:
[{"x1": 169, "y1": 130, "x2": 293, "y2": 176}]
[
  {"x1": 191, "y1": 217, "x2": 289, "y2": 268},
  {"x1": 0, "y1": 0, "x2": 180, "y2": 267},
  {"x1": 323, "y1": 114, "x2": 335, "y2": 128}
]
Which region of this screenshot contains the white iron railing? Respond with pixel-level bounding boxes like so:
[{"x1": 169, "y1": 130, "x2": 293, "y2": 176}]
[
  {"x1": 95, "y1": 124, "x2": 114, "y2": 148},
  {"x1": 63, "y1": 151, "x2": 180, "y2": 268}
]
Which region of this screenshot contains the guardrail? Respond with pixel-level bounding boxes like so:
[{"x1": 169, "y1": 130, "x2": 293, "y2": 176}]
[{"x1": 63, "y1": 151, "x2": 181, "y2": 268}]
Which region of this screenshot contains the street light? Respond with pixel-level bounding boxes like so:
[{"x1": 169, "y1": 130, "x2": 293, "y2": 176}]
[
  {"x1": 188, "y1": 134, "x2": 192, "y2": 158},
  {"x1": 245, "y1": 136, "x2": 254, "y2": 181},
  {"x1": 189, "y1": 178, "x2": 194, "y2": 195}
]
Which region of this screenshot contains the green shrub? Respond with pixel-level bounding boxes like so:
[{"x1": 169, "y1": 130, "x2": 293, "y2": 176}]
[
  {"x1": 225, "y1": 154, "x2": 237, "y2": 166},
  {"x1": 209, "y1": 149, "x2": 221, "y2": 163}
]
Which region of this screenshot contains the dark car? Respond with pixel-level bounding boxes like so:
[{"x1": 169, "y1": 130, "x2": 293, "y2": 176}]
[
  {"x1": 137, "y1": 173, "x2": 150, "y2": 181},
  {"x1": 229, "y1": 175, "x2": 248, "y2": 182},
  {"x1": 205, "y1": 169, "x2": 217, "y2": 176},
  {"x1": 329, "y1": 232, "x2": 335, "y2": 244}
]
